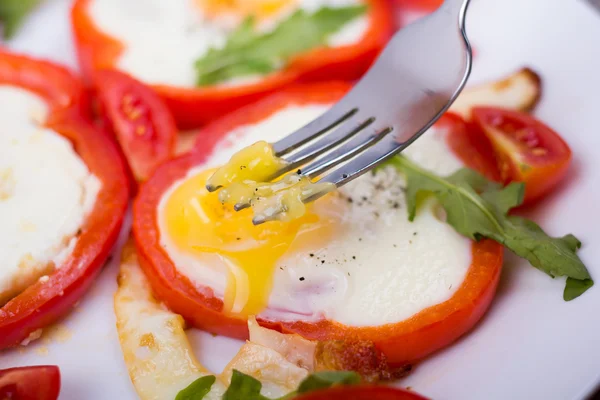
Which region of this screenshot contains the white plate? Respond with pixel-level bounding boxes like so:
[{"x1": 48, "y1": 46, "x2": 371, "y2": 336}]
[{"x1": 1, "y1": 0, "x2": 600, "y2": 399}]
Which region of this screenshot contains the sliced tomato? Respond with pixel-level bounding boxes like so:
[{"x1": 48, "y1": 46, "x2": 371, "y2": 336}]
[
  {"x1": 0, "y1": 51, "x2": 129, "y2": 349},
  {"x1": 95, "y1": 69, "x2": 177, "y2": 182},
  {"x1": 133, "y1": 81, "x2": 503, "y2": 366},
  {"x1": 71, "y1": 0, "x2": 395, "y2": 129},
  {"x1": 0, "y1": 366, "x2": 60, "y2": 400},
  {"x1": 471, "y1": 107, "x2": 572, "y2": 204},
  {"x1": 437, "y1": 112, "x2": 501, "y2": 181},
  {"x1": 293, "y1": 386, "x2": 428, "y2": 400}
]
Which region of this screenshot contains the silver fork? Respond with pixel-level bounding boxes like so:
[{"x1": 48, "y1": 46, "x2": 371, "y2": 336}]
[{"x1": 211, "y1": 0, "x2": 472, "y2": 224}]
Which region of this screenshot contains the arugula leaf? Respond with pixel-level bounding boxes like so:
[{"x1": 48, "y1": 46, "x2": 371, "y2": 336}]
[
  {"x1": 177, "y1": 369, "x2": 361, "y2": 400},
  {"x1": 296, "y1": 371, "x2": 361, "y2": 394},
  {"x1": 175, "y1": 376, "x2": 216, "y2": 400},
  {"x1": 223, "y1": 370, "x2": 269, "y2": 400},
  {"x1": 221, "y1": 369, "x2": 360, "y2": 400},
  {"x1": 195, "y1": 6, "x2": 367, "y2": 86},
  {"x1": 0, "y1": 0, "x2": 40, "y2": 39},
  {"x1": 565, "y1": 277, "x2": 594, "y2": 301},
  {"x1": 480, "y1": 181, "x2": 524, "y2": 214},
  {"x1": 389, "y1": 156, "x2": 593, "y2": 300}
]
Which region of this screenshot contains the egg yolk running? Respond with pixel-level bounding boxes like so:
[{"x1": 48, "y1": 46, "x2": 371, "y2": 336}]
[{"x1": 162, "y1": 169, "x2": 340, "y2": 316}]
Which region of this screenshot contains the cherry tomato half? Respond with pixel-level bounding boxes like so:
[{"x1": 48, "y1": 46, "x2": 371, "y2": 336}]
[
  {"x1": 438, "y1": 112, "x2": 501, "y2": 182},
  {"x1": 471, "y1": 107, "x2": 572, "y2": 204},
  {"x1": 0, "y1": 366, "x2": 60, "y2": 400},
  {"x1": 95, "y1": 69, "x2": 177, "y2": 182}
]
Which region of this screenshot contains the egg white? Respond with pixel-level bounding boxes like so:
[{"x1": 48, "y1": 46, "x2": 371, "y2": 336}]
[
  {"x1": 0, "y1": 85, "x2": 100, "y2": 305},
  {"x1": 88, "y1": 0, "x2": 369, "y2": 87},
  {"x1": 158, "y1": 104, "x2": 473, "y2": 327}
]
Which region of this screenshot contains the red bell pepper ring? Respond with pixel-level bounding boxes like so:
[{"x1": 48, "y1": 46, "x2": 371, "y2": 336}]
[
  {"x1": 0, "y1": 50, "x2": 129, "y2": 349},
  {"x1": 393, "y1": 0, "x2": 443, "y2": 26},
  {"x1": 71, "y1": 0, "x2": 395, "y2": 129},
  {"x1": 0, "y1": 366, "x2": 61, "y2": 400},
  {"x1": 292, "y1": 385, "x2": 429, "y2": 400},
  {"x1": 133, "y1": 81, "x2": 503, "y2": 366}
]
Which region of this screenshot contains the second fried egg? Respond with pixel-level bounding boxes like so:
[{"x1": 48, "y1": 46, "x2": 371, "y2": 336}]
[{"x1": 88, "y1": 0, "x2": 369, "y2": 86}]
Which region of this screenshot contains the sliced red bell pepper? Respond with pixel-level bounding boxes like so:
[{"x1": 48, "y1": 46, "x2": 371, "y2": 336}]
[
  {"x1": 0, "y1": 366, "x2": 60, "y2": 400},
  {"x1": 133, "y1": 81, "x2": 503, "y2": 366},
  {"x1": 94, "y1": 69, "x2": 178, "y2": 183},
  {"x1": 71, "y1": 0, "x2": 395, "y2": 129},
  {"x1": 0, "y1": 50, "x2": 129, "y2": 349}
]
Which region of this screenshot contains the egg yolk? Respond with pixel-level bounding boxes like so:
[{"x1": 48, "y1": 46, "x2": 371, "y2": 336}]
[
  {"x1": 219, "y1": 174, "x2": 336, "y2": 223},
  {"x1": 163, "y1": 169, "x2": 340, "y2": 316},
  {"x1": 206, "y1": 141, "x2": 288, "y2": 191},
  {"x1": 198, "y1": 0, "x2": 296, "y2": 20},
  {"x1": 207, "y1": 140, "x2": 336, "y2": 223}
]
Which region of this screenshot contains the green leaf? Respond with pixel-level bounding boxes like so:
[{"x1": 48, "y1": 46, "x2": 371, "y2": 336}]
[
  {"x1": 195, "y1": 5, "x2": 367, "y2": 86},
  {"x1": 296, "y1": 371, "x2": 361, "y2": 394},
  {"x1": 491, "y1": 218, "x2": 590, "y2": 281},
  {"x1": 448, "y1": 168, "x2": 504, "y2": 193},
  {"x1": 223, "y1": 370, "x2": 270, "y2": 400},
  {"x1": 391, "y1": 155, "x2": 593, "y2": 300},
  {"x1": 565, "y1": 277, "x2": 594, "y2": 301},
  {"x1": 0, "y1": 0, "x2": 40, "y2": 39},
  {"x1": 219, "y1": 369, "x2": 360, "y2": 400},
  {"x1": 175, "y1": 375, "x2": 216, "y2": 400},
  {"x1": 480, "y1": 182, "x2": 525, "y2": 214}
]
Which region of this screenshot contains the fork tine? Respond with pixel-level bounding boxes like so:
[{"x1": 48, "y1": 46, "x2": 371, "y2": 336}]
[
  {"x1": 317, "y1": 134, "x2": 410, "y2": 187},
  {"x1": 232, "y1": 122, "x2": 380, "y2": 212},
  {"x1": 252, "y1": 213, "x2": 276, "y2": 225},
  {"x1": 234, "y1": 202, "x2": 251, "y2": 212},
  {"x1": 283, "y1": 114, "x2": 375, "y2": 164},
  {"x1": 272, "y1": 106, "x2": 357, "y2": 156},
  {"x1": 265, "y1": 112, "x2": 375, "y2": 181},
  {"x1": 233, "y1": 126, "x2": 391, "y2": 212},
  {"x1": 303, "y1": 126, "x2": 394, "y2": 178},
  {"x1": 250, "y1": 135, "x2": 407, "y2": 225}
]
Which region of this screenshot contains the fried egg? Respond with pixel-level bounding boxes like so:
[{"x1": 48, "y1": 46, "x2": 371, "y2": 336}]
[
  {"x1": 0, "y1": 85, "x2": 100, "y2": 305},
  {"x1": 88, "y1": 0, "x2": 369, "y2": 86},
  {"x1": 158, "y1": 104, "x2": 473, "y2": 326}
]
